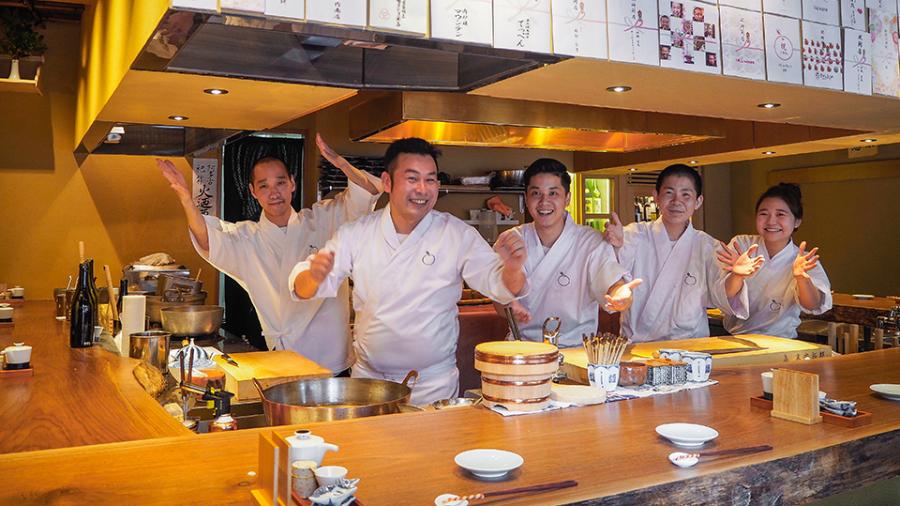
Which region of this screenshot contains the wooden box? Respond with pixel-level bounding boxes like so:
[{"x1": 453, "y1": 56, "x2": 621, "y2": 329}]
[{"x1": 214, "y1": 351, "x2": 332, "y2": 402}]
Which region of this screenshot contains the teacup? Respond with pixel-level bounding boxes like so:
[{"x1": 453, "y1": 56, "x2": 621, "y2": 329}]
[
  {"x1": 658, "y1": 349, "x2": 687, "y2": 362},
  {"x1": 682, "y1": 352, "x2": 712, "y2": 382},
  {"x1": 0, "y1": 305, "x2": 13, "y2": 322},
  {"x1": 314, "y1": 466, "x2": 348, "y2": 488},
  {"x1": 761, "y1": 371, "x2": 774, "y2": 400},
  {"x1": 9, "y1": 286, "x2": 24, "y2": 299},
  {"x1": 587, "y1": 363, "x2": 620, "y2": 392},
  {"x1": 1, "y1": 342, "x2": 32, "y2": 370}
]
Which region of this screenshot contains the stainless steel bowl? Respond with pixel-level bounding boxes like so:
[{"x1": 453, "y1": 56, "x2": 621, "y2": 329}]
[
  {"x1": 146, "y1": 292, "x2": 208, "y2": 323},
  {"x1": 431, "y1": 397, "x2": 481, "y2": 410},
  {"x1": 160, "y1": 305, "x2": 223, "y2": 336}
]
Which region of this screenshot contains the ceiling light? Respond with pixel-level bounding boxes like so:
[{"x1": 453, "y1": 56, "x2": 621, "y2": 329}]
[
  {"x1": 757, "y1": 102, "x2": 781, "y2": 109},
  {"x1": 861, "y1": 138, "x2": 878, "y2": 143},
  {"x1": 762, "y1": 151, "x2": 776, "y2": 155},
  {"x1": 689, "y1": 160, "x2": 698, "y2": 165},
  {"x1": 629, "y1": 167, "x2": 637, "y2": 171},
  {"x1": 168, "y1": 115, "x2": 189, "y2": 121},
  {"x1": 606, "y1": 85, "x2": 632, "y2": 93},
  {"x1": 204, "y1": 88, "x2": 229, "y2": 95}
]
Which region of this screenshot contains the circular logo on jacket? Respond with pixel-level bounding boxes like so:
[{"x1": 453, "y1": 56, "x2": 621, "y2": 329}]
[
  {"x1": 557, "y1": 272, "x2": 571, "y2": 287},
  {"x1": 683, "y1": 272, "x2": 697, "y2": 286},
  {"x1": 422, "y1": 251, "x2": 435, "y2": 265},
  {"x1": 769, "y1": 299, "x2": 782, "y2": 312}
]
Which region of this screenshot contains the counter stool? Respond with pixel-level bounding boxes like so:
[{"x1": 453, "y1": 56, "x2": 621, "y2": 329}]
[{"x1": 827, "y1": 323, "x2": 860, "y2": 354}]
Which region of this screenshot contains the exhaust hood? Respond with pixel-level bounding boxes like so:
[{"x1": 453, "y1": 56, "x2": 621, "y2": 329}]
[{"x1": 349, "y1": 92, "x2": 723, "y2": 152}]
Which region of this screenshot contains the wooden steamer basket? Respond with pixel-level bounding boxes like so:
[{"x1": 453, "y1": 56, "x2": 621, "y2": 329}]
[{"x1": 474, "y1": 341, "x2": 558, "y2": 412}]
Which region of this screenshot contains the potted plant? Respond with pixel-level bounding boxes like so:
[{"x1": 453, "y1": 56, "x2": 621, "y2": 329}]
[{"x1": 0, "y1": 8, "x2": 47, "y2": 80}]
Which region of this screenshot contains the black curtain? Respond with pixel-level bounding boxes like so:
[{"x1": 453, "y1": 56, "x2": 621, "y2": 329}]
[{"x1": 222, "y1": 134, "x2": 304, "y2": 350}]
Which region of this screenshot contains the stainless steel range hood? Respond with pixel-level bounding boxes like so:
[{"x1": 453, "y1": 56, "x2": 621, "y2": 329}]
[{"x1": 132, "y1": 10, "x2": 560, "y2": 91}]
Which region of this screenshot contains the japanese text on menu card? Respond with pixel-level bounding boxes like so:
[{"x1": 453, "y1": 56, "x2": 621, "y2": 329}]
[
  {"x1": 608, "y1": 0, "x2": 660, "y2": 65},
  {"x1": 721, "y1": 5, "x2": 767, "y2": 79},
  {"x1": 764, "y1": 13, "x2": 804, "y2": 83},
  {"x1": 431, "y1": 0, "x2": 493, "y2": 45},
  {"x1": 658, "y1": 1, "x2": 721, "y2": 74},
  {"x1": 801, "y1": 20, "x2": 843, "y2": 89},
  {"x1": 551, "y1": 0, "x2": 608, "y2": 58},
  {"x1": 265, "y1": 0, "x2": 305, "y2": 20},
  {"x1": 220, "y1": 0, "x2": 265, "y2": 13},
  {"x1": 369, "y1": 0, "x2": 428, "y2": 34},
  {"x1": 803, "y1": 0, "x2": 840, "y2": 24},
  {"x1": 719, "y1": 0, "x2": 762, "y2": 10},
  {"x1": 171, "y1": 0, "x2": 218, "y2": 11},
  {"x1": 192, "y1": 159, "x2": 219, "y2": 217},
  {"x1": 843, "y1": 27, "x2": 873, "y2": 94},
  {"x1": 865, "y1": 0, "x2": 898, "y2": 15},
  {"x1": 841, "y1": 0, "x2": 868, "y2": 30},
  {"x1": 493, "y1": 0, "x2": 553, "y2": 53},
  {"x1": 869, "y1": 8, "x2": 900, "y2": 97},
  {"x1": 764, "y1": 0, "x2": 803, "y2": 17},
  {"x1": 308, "y1": 0, "x2": 367, "y2": 26}
]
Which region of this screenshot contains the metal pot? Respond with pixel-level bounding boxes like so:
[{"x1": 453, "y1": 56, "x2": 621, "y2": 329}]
[
  {"x1": 160, "y1": 305, "x2": 223, "y2": 336},
  {"x1": 253, "y1": 371, "x2": 418, "y2": 426},
  {"x1": 146, "y1": 292, "x2": 208, "y2": 323},
  {"x1": 129, "y1": 331, "x2": 171, "y2": 374},
  {"x1": 490, "y1": 169, "x2": 525, "y2": 189}
]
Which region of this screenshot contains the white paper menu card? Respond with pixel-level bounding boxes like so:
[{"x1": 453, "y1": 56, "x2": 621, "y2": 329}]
[
  {"x1": 369, "y1": 0, "x2": 428, "y2": 34},
  {"x1": 493, "y1": 0, "x2": 553, "y2": 53},
  {"x1": 172, "y1": 0, "x2": 218, "y2": 12},
  {"x1": 221, "y1": 0, "x2": 265, "y2": 13},
  {"x1": 551, "y1": 0, "x2": 609, "y2": 58},
  {"x1": 764, "y1": 0, "x2": 803, "y2": 17},
  {"x1": 801, "y1": 20, "x2": 844, "y2": 89},
  {"x1": 840, "y1": 0, "x2": 868, "y2": 30},
  {"x1": 803, "y1": 0, "x2": 840, "y2": 24},
  {"x1": 869, "y1": 8, "x2": 900, "y2": 96},
  {"x1": 265, "y1": 0, "x2": 305, "y2": 20},
  {"x1": 842, "y1": 27, "x2": 873, "y2": 93},
  {"x1": 765, "y1": 13, "x2": 804, "y2": 83},
  {"x1": 720, "y1": 0, "x2": 762, "y2": 11},
  {"x1": 431, "y1": 0, "x2": 494, "y2": 44},
  {"x1": 308, "y1": 0, "x2": 367, "y2": 27},
  {"x1": 721, "y1": 5, "x2": 767, "y2": 79},
  {"x1": 658, "y1": 0, "x2": 722, "y2": 73},
  {"x1": 608, "y1": 0, "x2": 660, "y2": 65}
]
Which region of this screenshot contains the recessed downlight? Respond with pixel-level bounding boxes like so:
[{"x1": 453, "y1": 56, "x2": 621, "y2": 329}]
[
  {"x1": 861, "y1": 138, "x2": 878, "y2": 143},
  {"x1": 757, "y1": 102, "x2": 781, "y2": 109},
  {"x1": 606, "y1": 85, "x2": 632, "y2": 93},
  {"x1": 689, "y1": 160, "x2": 698, "y2": 165},
  {"x1": 628, "y1": 167, "x2": 637, "y2": 171},
  {"x1": 204, "y1": 88, "x2": 229, "y2": 95},
  {"x1": 168, "y1": 115, "x2": 189, "y2": 121},
  {"x1": 762, "y1": 151, "x2": 776, "y2": 155}
]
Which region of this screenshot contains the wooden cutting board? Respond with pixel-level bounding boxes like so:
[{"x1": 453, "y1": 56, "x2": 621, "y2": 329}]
[
  {"x1": 213, "y1": 351, "x2": 332, "y2": 402},
  {"x1": 561, "y1": 335, "x2": 833, "y2": 385}
]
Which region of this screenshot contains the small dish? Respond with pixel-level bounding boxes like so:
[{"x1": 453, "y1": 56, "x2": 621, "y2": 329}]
[
  {"x1": 852, "y1": 294, "x2": 874, "y2": 300},
  {"x1": 435, "y1": 493, "x2": 468, "y2": 506},
  {"x1": 454, "y1": 449, "x2": 523, "y2": 479},
  {"x1": 655, "y1": 423, "x2": 719, "y2": 448},
  {"x1": 870, "y1": 384, "x2": 900, "y2": 401}
]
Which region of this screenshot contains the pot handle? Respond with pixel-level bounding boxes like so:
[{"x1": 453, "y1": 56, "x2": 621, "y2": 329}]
[
  {"x1": 401, "y1": 370, "x2": 419, "y2": 389},
  {"x1": 251, "y1": 377, "x2": 267, "y2": 400}
]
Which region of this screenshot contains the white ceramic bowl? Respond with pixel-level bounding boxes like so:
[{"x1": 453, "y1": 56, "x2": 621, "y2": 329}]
[
  {"x1": 0, "y1": 306, "x2": 13, "y2": 320},
  {"x1": 314, "y1": 466, "x2": 348, "y2": 488},
  {"x1": 870, "y1": 384, "x2": 900, "y2": 401},
  {"x1": 454, "y1": 449, "x2": 523, "y2": 479},
  {"x1": 435, "y1": 493, "x2": 468, "y2": 506},
  {"x1": 655, "y1": 423, "x2": 719, "y2": 448}
]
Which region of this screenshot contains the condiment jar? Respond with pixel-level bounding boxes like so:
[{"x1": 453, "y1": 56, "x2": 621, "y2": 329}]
[
  {"x1": 291, "y1": 460, "x2": 318, "y2": 499},
  {"x1": 209, "y1": 413, "x2": 237, "y2": 432}
]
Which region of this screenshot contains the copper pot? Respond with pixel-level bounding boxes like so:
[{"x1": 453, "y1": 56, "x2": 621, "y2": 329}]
[{"x1": 253, "y1": 371, "x2": 418, "y2": 426}]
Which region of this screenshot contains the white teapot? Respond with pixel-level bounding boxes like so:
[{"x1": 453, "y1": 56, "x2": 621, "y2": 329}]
[
  {"x1": 1, "y1": 342, "x2": 32, "y2": 370},
  {"x1": 285, "y1": 429, "x2": 339, "y2": 465}
]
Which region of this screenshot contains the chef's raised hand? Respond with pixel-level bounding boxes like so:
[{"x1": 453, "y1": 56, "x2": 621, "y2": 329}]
[
  {"x1": 792, "y1": 241, "x2": 819, "y2": 279},
  {"x1": 494, "y1": 229, "x2": 526, "y2": 271},
  {"x1": 156, "y1": 158, "x2": 191, "y2": 202},
  {"x1": 308, "y1": 249, "x2": 335, "y2": 283},
  {"x1": 603, "y1": 212, "x2": 624, "y2": 248},
  {"x1": 604, "y1": 278, "x2": 642, "y2": 312},
  {"x1": 316, "y1": 134, "x2": 379, "y2": 195},
  {"x1": 718, "y1": 242, "x2": 765, "y2": 277},
  {"x1": 509, "y1": 300, "x2": 532, "y2": 324}
]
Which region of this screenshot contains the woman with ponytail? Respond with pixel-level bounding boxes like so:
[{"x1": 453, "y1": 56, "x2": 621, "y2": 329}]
[{"x1": 716, "y1": 183, "x2": 832, "y2": 338}]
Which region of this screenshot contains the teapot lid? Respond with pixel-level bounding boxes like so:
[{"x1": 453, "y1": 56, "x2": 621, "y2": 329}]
[
  {"x1": 5, "y1": 342, "x2": 30, "y2": 352},
  {"x1": 288, "y1": 429, "x2": 325, "y2": 447}
]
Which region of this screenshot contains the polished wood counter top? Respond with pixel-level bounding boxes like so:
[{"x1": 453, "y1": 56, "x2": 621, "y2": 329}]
[
  {"x1": 0, "y1": 301, "x2": 191, "y2": 454},
  {"x1": 1, "y1": 346, "x2": 898, "y2": 505}
]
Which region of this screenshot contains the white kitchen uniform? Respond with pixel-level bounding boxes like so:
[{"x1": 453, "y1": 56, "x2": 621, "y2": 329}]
[
  {"x1": 505, "y1": 214, "x2": 627, "y2": 347},
  {"x1": 719, "y1": 235, "x2": 832, "y2": 338},
  {"x1": 617, "y1": 219, "x2": 746, "y2": 342},
  {"x1": 289, "y1": 206, "x2": 522, "y2": 405},
  {"x1": 191, "y1": 174, "x2": 382, "y2": 373}
]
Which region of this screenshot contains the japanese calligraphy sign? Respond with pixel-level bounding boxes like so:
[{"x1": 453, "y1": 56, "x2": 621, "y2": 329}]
[
  {"x1": 608, "y1": 0, "x2": 660, "y2": 65},
  {"x1": 840, "y1": 0, "x2": 867, "y2": 30},
  {"x1": 721, "y1": 5, "x2": 766, "y2": 79},
  {"x1": 802, "y1": 0, "x2": 840, "y2": 25},
  {"x1": 431, "y1": 0, "x2": 493, "y2": 44},
  {"x1": 869, "y1": 7, "x2": 900, "y2": 96},
  {"x1": 265, "y1": 0, "x2": 306, "y2": 20},
  {"x1": 842, "y1": 27, "x2": 872, "y2": 94},
  {"x1": 308, "y1": 0, "x2": 367, "y2": 27},
  {"x1": 493, "y1": 0, "x2": 553, "y2": 53},
  {"x1": 192, "y1": 158, "x2": 219, "y2": 217},
  {"x1": 369, "y1": 0, "x2": 429, "y2": 34},
  {"x1": 764, "y1": 0, "x2": 802, "y2": 17},
  {"x1": 551, "y1": 0, "x2": 609, "y2": 58},
  {"x1": 764, "y1": 13, "x2": 804, "y2": 83}
]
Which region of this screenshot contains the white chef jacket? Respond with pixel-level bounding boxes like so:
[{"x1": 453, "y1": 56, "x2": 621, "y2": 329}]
[
  {"x1": 288, "y1": 206, "x2": 522, "y2": 405},
  {"x1": 191, "y1": 174, "x2": 382, "y2": 373},
  {"x1": 504, "y1": 214, "x2": 627, "y2": 348},
  {"x1": 719, "y1": 235, "x2": 832, "y2": 338},
  {"x1": 617, "y1": 219, "x2": 747, "y2": 342}
]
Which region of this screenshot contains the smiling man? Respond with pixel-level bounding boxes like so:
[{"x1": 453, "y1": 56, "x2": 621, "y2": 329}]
[
  {"x1": 157, "y1": 134, "x2": 382, "y2": 375},
  {"x1": 604, "y1": 164, "x2": 746, "y2": 341},
  {"x1": 494, "y1": 159, "x2": 641, "y2": 347},
  {"x1": 290, "y1": 138, "x2": 528, "y2": 405}
]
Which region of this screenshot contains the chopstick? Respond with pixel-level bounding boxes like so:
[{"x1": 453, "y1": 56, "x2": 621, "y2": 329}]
[
  {"x1": 103, "y1": 264, "x2": 119, "y2": 322},
  {"x1": 504, "y1": 306, "x2": 522, "y2": 341},
  {"x1": 447, "y1": 480, "x2": 577, "y2": 504},
  {"x1": 194, "y1": 268, "x2": 202, "y2": 282},
  {"x1": 697, "y1": 445, "x2": 773, "y2": 457},
  {"x1": 582, "y1": 333, "x2": 629, "y2": 365}
]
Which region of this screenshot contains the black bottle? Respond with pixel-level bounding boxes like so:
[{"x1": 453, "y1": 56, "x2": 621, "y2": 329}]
[{"x1": 70, "y1": 260, "x2": 96, "y2": 348}]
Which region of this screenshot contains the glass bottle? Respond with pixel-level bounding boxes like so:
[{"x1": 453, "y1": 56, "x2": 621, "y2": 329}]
[{"x1": 70, "y1": 260, "x2": 95, "y2": 348}]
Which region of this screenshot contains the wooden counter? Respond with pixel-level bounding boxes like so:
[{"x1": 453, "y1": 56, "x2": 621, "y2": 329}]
[
  {"x1": 1, "y1": 345, "x2": 897, "y2": 504},
  {"x1": 818, "y1": 293, "x2": 897, "y2": 328},
  {"x1": 0, "y1": 301, "x2": 191, "y2": 454}
]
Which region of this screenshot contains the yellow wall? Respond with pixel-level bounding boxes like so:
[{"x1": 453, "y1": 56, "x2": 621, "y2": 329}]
[
  {"x1": 0, "y1": 21, "x2": 216, "y2": 300},
  {"x1": 729, "y1": 147, "x2": 900, "y2": 296},
  {"x1": 76, "y1": 0, "x2": 169, "y2": 148}
]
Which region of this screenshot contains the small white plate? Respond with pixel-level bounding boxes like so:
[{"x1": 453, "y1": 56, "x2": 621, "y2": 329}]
[
  {"x1": 870, "y1": 384, "x2": 900, "y2": 401},
  {"x1": 454, "y1": 449, "x2": 523, "y2": 479},
  {"x1": 656, "y1": 423, "x2": 719, "y2": 448},
  {"x1": 852, "y1": 294, "x2": 875, "y2": 300}
]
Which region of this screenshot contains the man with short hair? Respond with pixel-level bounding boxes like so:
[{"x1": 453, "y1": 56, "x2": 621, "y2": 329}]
[
  {"x1": 604, "y1": 164, "x2": 747, "y2": 341},
  {"x1": 157, "y1": 134, "x2": 382, "y2": 374},
  {"x1": 291, "y1": 137, "x2": 527, "y2": 404},
  {"x1": 494, "y1": 158, "x2": 641, "y2": 347}
]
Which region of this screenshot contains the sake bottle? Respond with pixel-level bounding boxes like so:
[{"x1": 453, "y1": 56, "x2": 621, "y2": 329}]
[{"x1": 70, "y1": 260, "x2": 95, "y2": 348}]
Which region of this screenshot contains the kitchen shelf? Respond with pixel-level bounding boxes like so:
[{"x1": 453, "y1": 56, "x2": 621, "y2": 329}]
[
  {"x1": 463, "y1": 218, "x2": 520, "y2": 226},
  {"x1": 438, "y1": 185, "x2": 524, "y2": 196},
  {"x1": 0, "y1": 76, "x2": 41, "y2": 94}
]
